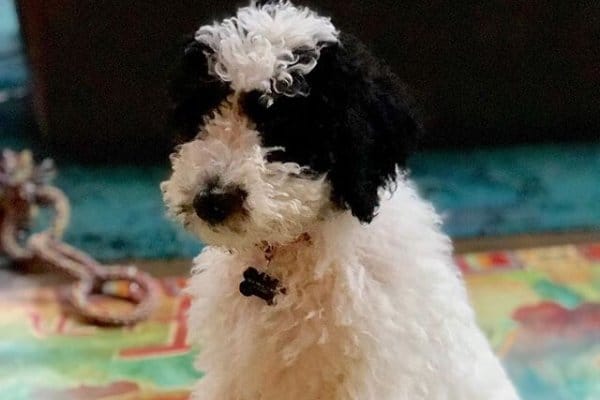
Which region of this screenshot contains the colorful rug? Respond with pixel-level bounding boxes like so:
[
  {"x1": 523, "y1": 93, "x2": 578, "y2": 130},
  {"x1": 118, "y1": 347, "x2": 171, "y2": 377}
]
[{"x1": 1, "y1": 242, "x2": 600, "y2": 400}]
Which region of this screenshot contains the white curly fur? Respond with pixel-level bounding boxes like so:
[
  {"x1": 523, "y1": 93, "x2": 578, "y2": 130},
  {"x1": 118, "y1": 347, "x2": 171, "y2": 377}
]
[
  {"x1": 162, "y1": 98, "x2": 333, "y2": 250},
  {"x1": 161, "y1": 96, "x2": 521, "y2": 399},
  {"x1": 195, "y1": 1, "x2": 338, "y2": 99}
]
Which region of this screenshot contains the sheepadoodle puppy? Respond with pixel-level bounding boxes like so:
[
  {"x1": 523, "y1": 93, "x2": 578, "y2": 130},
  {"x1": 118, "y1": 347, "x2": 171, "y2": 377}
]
[{"x1": 162, "y1": 1, "x2": 520, "y2": 399}]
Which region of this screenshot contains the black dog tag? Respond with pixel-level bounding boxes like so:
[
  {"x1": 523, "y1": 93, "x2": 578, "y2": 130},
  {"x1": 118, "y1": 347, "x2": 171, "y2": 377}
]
[{"x1": 239, "y1": 267, "x2": 284, "y2": 305}]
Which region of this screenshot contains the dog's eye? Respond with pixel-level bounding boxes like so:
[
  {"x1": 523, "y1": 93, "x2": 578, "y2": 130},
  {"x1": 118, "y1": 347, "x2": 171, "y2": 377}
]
[
  {"x1": 240, "y1": 91, "x2": 270, "y2": 119},
  {"x1": 265, "y1": 149, "x2": 286, "y2": 163},
  {"x1": 292, "y1": 47, "x2": 318, "y2": 64}
]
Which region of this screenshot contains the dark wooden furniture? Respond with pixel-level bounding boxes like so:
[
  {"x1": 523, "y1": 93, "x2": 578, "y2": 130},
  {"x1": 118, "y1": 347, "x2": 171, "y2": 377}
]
[{"x1": 17, "y1": 1, "x2": 600, "y2": 162}]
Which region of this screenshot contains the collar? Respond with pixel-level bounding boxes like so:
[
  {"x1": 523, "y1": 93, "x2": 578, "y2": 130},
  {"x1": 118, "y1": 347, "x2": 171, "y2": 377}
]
[{"x1": 239, "y1": 233, "x2": 311, "y2": 305}]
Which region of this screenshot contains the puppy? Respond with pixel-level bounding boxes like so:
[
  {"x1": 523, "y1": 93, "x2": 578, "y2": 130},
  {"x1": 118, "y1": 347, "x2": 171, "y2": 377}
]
[{"x1": 162, "y1": 1, "x2": 520, "y2": 399}]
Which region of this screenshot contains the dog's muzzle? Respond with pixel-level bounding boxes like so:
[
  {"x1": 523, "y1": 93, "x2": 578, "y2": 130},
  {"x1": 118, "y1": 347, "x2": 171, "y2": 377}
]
[{"x1": 192, "y1": 185, "x2": 247, "y2": 225}]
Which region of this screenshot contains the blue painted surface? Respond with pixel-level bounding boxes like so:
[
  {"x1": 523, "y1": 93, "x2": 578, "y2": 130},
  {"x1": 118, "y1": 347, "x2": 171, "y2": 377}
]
[
  {"x1": 0, "y1": 0, "x2": 28, "y2": 91},
  {"x1": 411, "y1": 144, "x2": 600, "y2": 237}
]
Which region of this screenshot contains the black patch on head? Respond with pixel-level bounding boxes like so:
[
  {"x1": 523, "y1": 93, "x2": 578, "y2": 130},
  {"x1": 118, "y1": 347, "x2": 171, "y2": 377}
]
[
  {"x1": 168, "y1": 37, "x2": 231, "y2": 141},
  {"x1": 241, "y1": 33, "x2": 422, "y2": 223}
]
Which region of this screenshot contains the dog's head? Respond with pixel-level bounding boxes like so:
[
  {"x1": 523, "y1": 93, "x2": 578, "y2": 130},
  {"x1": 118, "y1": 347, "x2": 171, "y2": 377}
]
[{"x1": 162, "y1": 0, "x2": 421, "y2": 249}]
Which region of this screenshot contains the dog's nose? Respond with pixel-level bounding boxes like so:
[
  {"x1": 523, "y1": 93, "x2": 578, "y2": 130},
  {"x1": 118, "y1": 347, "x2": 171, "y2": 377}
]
[{"x1": 192, "y1": 186, "x2": 247, "y2": 225}]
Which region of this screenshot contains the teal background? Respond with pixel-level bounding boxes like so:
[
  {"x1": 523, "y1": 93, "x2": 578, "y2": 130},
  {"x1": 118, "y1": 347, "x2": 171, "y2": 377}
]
[{"x1": 1, "y1": 134, "x2": 597, "y2": 261}]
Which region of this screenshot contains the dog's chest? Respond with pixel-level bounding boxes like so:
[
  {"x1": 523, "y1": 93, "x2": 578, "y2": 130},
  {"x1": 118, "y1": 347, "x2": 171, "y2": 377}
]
[
  {"x1": 190, "y1": 246, "x2": 370, "y2": 398},
  {"x1": 236, "y1": 249, "x2": 340, "y2": 317},
  {"x1": 219, "y1": 248, "x2": 352, "y2": 352}
]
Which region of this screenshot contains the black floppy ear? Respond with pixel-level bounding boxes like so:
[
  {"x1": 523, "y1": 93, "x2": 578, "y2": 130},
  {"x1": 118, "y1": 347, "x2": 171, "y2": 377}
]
[
  {"x1": 168, "y1": 36, "x2": 231, "y2": 141},
  {"x1": 309, "y1": 34, "x2": 422, "y2": 223}
]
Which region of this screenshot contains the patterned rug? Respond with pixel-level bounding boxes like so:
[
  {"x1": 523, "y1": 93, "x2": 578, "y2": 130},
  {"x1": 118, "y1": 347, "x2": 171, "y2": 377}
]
[{"x1": 1, "y1": 242, "x2": 600, "y2": 400}]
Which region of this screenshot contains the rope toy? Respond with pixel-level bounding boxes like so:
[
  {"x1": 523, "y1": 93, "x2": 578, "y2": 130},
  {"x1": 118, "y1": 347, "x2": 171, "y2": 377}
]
[{"x1": 0, "y1": 149, "x2": 159, "y2": 326}]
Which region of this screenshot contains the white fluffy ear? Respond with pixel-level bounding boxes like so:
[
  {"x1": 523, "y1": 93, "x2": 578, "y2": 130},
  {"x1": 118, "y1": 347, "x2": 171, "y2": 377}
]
[{"x1": 194, "y1": 1, "x2": 338, "y2": 96}]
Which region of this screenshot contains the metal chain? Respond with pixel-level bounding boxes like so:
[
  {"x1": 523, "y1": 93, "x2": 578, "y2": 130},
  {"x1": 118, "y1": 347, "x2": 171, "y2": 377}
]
[{"x1": 0, "y1": 149, "x2": 158, "y2": 326}]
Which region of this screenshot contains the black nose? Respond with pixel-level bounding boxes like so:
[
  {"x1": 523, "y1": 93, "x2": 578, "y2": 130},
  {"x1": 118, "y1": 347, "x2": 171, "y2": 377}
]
[{"x1": 192, "y1": 186, "x2": 247, "y2": 225}]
